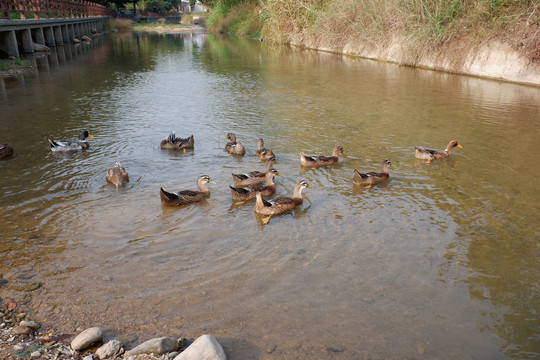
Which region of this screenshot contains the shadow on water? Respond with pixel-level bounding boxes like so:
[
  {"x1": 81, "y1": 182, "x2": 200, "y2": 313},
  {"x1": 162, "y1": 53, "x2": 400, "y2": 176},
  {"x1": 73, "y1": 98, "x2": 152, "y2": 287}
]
[{"x1": 1, "y1": 31, "x2": 539, "y2": 360}]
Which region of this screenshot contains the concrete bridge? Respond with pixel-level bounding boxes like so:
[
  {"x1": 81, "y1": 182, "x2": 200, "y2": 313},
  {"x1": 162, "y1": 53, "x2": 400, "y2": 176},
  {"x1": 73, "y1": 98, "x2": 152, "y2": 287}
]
[
  {"x1": 0, "y1": 17, "x2": 108, "y2": 58},
  {"x1": 0, "y1": 0, "x2": 113, "y2": 58}
]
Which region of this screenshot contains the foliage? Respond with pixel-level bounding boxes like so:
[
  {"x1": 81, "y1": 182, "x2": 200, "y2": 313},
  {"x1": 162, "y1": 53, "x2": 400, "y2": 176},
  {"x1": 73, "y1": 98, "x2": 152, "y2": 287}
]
[
  {"x1": 142, "y1": 0, "x2": 179, "y2": 15},
  {"x1": 206, "y1": 0, "x2": 262, "y2": 36}
]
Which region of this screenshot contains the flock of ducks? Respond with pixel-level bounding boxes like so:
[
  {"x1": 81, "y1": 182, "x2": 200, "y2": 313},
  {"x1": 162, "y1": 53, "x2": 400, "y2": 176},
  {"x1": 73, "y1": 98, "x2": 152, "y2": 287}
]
[{"x1": 0, "y1": 131, "x2": 462, "y2": 223}]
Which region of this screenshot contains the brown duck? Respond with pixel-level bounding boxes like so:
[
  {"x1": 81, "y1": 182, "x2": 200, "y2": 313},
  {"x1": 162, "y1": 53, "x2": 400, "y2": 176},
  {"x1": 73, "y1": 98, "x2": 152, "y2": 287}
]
[
  {"x1": 353, "y1": 160, "x2": 391, "y2": 187},
  {"x1": 160, "y1": 175, "x2": 215, "y2": 206},
  {"x1": 255, "y1": 138, "x2": 276, "y2": 161},
  {"x1": 254, "y1": 180, "x2": 312, "y2": 216},
  {"x1": 224, "y1": 133, "x2": 245, "y2": 155},
  {"x1": 300, "y1": 146, "x2": 345, "y2": 167},
  {"x1": 232, "y1": 156, "x2": 277, "y2": 187},
  {"x1": 106, "y1": 162, "x2": 129, "y2": 187},
  {"x1": 0, "y1": 143, "x2": 14, "y2": 159},
  {"x1": 415, "y1": 140, "x2": 462, "y2": 162},
  {"x1": 160, "y1": 132, "x2": 194, "y2": 150},
  {"x1": 230, "y1": 168, "x2": 280, "y2": 202}
]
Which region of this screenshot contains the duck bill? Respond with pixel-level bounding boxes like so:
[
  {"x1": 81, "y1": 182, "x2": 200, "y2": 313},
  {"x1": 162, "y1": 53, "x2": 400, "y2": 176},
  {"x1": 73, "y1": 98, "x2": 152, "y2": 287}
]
[
  {"x1": 457, "y1": 144, "x2": 463, "y2": 148},
  {"x1": 88, "y1": 134, "x2": 94, "y2": 138},
  {"x1": 209, "y1": 180, "x2": 216, "y2": 184}
]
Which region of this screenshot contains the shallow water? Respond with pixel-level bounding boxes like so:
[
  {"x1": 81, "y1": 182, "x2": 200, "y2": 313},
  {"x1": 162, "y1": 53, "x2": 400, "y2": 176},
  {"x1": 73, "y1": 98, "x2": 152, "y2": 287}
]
[{"x1": 1, "y1": 32, "x2": 539, "y2": 359}]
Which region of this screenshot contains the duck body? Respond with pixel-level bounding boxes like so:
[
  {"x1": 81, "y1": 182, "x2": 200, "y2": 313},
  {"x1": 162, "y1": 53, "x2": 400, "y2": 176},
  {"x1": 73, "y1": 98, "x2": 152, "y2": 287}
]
[
  {"x1": 0, "y1": 143, "x2": 14, "y2": 159},
  {"x1": 49, "y1": 131, "x2": 93, "y2": 152},
  {"x1": 255, "y1": 138, "x2": 275, "y2": 161},
  {"x1": 300, "y1": 146, "x2": 345, "y2": 167},
  {"x1": 415, "y1": 140, "x2": 462, "y2": 161},
  {"x1": 230, "y1": 169, "x2": 279, "y2": 202},
  {"x1": 106, "y1": 161, "x2": 129, "y2": 187},
  {"x1": 232, "y1": 156, "x2": 276, "y2": 187},
  {"x1": 254, "y1": 180, "x2": 311, "y2": 216},
  {"x1": 160, "y1": 175, "x2": 214, "y2": 206},
  {"x1": 353, "y1": 160, "x2": 391, "y2": 186},
  {"x1": 160, "y1": 132, "x2": 194, "y2": 150},
  {"x1": 224, "y1": 133, "x2": 246, "y2": 155}
]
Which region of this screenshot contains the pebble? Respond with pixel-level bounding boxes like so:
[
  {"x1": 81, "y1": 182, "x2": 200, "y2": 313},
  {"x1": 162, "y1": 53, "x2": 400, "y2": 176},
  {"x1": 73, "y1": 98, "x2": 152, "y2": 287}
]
[
  {"x1": 96, "y1": 339, "x2": 123, "y2": 359},
  {"x1": 30, "y1": 350, "x2": 41, "y2": 357},
  {"x1": 83, "y1": 355, "x2": 94, "y2": 360},
  {"x1": 126, "y1": 337, "x2": 179, "y2": 356},
  {"x1": 71, "y1": 327, "x2": 103, "y2": 351},
  {"x1": 20, "y1": 320, "x2": 40, "y2": 330},
  {"x1": 11, "y1": 325, "x2": 32, "y2": 335},
  {"x1": 173, "y1": 334, "x2": 226, "y2": 360}
]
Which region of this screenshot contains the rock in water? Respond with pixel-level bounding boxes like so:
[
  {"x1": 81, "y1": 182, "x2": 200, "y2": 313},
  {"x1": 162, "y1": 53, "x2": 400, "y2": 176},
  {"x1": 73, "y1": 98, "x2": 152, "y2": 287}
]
[
  {"x1": 11, "y1": 326, "x2": 32, "y2": 335},
  {"x1": 174, "y1": 335, "x2": 226, "y2": 360},
  {"x1": 96, "y1": 339, "x2": 123, "y2": 359},
  {"x1": 71, "y1": 327, "x2": 103, "y2": 351},
  {"x1": 125, "y1": 337, "x2": 179, "y2": 356},
  {"x1": 32, "y1": 43, "x2": 51, "y2": 52}
]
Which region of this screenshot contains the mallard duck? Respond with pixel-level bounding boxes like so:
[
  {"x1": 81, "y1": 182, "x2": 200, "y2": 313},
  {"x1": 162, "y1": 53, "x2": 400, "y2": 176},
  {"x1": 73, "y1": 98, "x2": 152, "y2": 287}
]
[
  {"x1": 160, "y1": 132, "x2": 194, "y2": 150},
  {"x1": 254, "y1": 180, "x2": 312, "y2": 216},
  {"x1": 353, "y1": 160, "x2": 391, "y2": 187},
  {"x1": 255, "y1": 138, "x2": 276, "y2": 161},
  {"x1": 0, "y1": 143, "x2": 14, "y2": 159},
  {"x1": 160, "y1": 175, "x2": 215, "y2": 206},
  {"x1": 300, "y1": 146, "x2": 345, "y2": 167},
  {"x1": 224, "y1": 133, "x2": 246, "y2": 155},
  {"x1": 232, "y1": 156, "x2": 277, "y2": 187},
  {"x1": 230, "y1": 168, "x2": 280, "y2": 202},
  {"x1": 48, "y1": 131, "x2": 94, "y2": 152},
  {"x1": 415, "y1": 140, "x2": 462, "y2": 162},
  {"x1": 106, "y1": 161, "x2": 129, "y2": 187}
]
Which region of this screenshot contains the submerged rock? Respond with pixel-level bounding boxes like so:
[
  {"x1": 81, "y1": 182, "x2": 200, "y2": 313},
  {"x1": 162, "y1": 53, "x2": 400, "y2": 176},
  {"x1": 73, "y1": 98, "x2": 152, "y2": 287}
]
[
  {"x1": 126, "y1": 336, "x2": 179, "y2": 356},
  {"x1": 174, "y1": 335, "x2": 226, "y2": 360},
  {"x1": 20, "y1": 320, "x2": 40, "y2": 330},
  {"x1": 71, "y1": 327, "x2": 103, "y2": 351}
]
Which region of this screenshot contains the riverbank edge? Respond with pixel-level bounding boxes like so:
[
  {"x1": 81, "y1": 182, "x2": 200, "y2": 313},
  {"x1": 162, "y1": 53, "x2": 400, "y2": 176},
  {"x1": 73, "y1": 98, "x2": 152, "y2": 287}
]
[{"x1": 285, "y1": 35, "x2": 540, "y2": 87}]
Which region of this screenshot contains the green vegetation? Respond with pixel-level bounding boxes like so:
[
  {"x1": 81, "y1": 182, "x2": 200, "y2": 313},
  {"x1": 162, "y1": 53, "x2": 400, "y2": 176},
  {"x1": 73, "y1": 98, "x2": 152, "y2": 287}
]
[{"x1": 206, "y1": 0, "x2": 539, "y2": 62}]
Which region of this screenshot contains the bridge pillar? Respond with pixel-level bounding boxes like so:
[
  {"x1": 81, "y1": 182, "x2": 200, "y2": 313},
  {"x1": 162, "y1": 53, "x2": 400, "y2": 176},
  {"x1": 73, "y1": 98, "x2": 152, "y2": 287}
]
[
  {"x1": 68, "y1": 24, "x2": 75, "y2": 41},
  {"x1": 32, "y1": 27, "x2": 45, "y2": 45},
  {"x1": 44, "y1": 26, "x2": 55, "y2": 47},
  {"x1": 53, "y1": 26, "x2": 63, "y2": 45},
  {"x1": 0, "y1": 30, "x2": 20, "y2": 58},
  {"x1": 62, "y1": 25, "x2": 69, "y2": 44},
  {"x1": 19, "y1": 28, "x2": 34, "y2": 53}
]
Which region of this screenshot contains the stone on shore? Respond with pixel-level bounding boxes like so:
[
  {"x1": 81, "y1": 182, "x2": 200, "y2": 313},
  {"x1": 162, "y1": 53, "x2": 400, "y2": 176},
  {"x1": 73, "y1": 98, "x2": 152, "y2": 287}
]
[
  {"x1": 71, "y1": 327, "x2": 103, "y2": 351},
  {"x1": 82, "y1": 35, "x2": 91, "y2": 42},
  {"x1": 72, "y1": 38, "x2": 80, "y2": 44},
  {"x1": 11, "y1": 325, "x2": 32, "y2": 335},
  {"x1": 173, "y1": 335, "x2": 226, "y2": 360},
  {"x1": 96, "y1": 339, "x2": 123, "y2": 359},
  {"x1": 125, "y1": 337, "x2": 179, "y2": 356},
  {"x1": 20, "y1": 320, "x2": 40, "y2": 330}
]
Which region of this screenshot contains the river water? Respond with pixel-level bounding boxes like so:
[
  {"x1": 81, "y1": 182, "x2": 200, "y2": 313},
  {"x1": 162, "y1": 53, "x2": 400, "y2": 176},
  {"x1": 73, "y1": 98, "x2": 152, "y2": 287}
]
[{"x1": 1, "y1": 31, "x2": 539, "y2": 359}]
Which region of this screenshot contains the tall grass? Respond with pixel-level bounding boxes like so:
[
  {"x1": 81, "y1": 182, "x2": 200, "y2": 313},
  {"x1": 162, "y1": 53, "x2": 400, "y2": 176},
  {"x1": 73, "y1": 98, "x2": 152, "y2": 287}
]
[{"x1": 259, "y1": 0, "x2": 539, "y2": 61}]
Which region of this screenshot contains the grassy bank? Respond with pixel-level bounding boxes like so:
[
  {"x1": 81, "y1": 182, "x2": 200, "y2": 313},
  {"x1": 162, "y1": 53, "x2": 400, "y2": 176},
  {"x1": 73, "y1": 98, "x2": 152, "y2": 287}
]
[{"x1": 206, "y1": 0, "x2": 539, "y2": 63}]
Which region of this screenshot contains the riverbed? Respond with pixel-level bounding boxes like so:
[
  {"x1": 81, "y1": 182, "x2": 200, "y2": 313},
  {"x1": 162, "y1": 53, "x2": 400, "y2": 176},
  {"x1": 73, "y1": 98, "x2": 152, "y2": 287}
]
[{"x1": 1, "y1": 31, "x2": 539, "y2": 359}]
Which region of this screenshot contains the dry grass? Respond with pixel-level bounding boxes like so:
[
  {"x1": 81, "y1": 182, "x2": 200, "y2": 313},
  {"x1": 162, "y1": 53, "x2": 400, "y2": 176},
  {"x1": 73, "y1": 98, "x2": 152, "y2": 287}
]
[
  {"x1": 259, "y1": 0, "x2": 540, "y2": 63},
  {"x1": 106, "y1": 18, "x2": 133, "y2": 31}
]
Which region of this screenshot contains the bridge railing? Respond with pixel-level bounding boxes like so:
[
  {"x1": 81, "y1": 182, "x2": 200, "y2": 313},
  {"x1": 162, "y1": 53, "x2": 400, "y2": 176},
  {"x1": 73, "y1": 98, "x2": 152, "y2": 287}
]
[{"x1": 0, "y1": 0, "x2": 115, "y2": 20}]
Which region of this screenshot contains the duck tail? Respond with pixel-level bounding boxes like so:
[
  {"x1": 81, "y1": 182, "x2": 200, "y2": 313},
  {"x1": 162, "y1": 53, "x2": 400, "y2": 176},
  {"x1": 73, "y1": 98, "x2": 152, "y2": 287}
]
[{"x1": 48, "y1": 139, "x2": 58, "y2": 148}]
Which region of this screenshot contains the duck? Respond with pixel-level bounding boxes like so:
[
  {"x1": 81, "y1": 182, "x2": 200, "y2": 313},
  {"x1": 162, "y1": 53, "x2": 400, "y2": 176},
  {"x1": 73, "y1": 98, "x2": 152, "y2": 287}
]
[
  {"x1": 160, "y1": 132, "x2": 194, "y2": 151},
  {"x1": 224, "y1": 133, "x2": 246, "y2": 155},
  {"x1": 254, "y1": 180, "x2": 312, "y2": 216},
  {"x1": 353, "y1": 160, "x2": 391, "y2": 187},
  {"x1": 232, "y1": 156, "x2": 277, "y2": 187},
  {"x1": 0, "y1": 143, "x2": 14, "y2": 159},
  {"x1": 106, "y1": 161, "x2": 129, "y2": 187},
  {"x1": 300, "y1": 146, "x2": 345, "y2": 167},
  {"x1": 160, "y1": 175, "x2": 215, "y2": 206},
  {"x1": 415, "y1": 140, "x2": 462, "y2": 162},
  {"x1": 230, "y1": 168, "x2": 280, "y2": 202},
  {"x1": 255, "y1": 138, "x2": 276, "y2": 161},
  {"x1": 48, "y1": 131, "x2": 94, "y2": 152}
]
